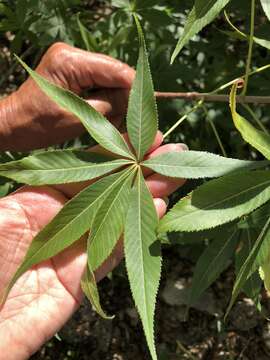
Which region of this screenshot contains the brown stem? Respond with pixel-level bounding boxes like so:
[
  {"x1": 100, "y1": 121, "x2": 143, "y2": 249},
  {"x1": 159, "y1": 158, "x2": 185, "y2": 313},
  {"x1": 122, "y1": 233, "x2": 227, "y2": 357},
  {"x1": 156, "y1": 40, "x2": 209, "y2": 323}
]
[{"x1": 155, "y1": 91, "x2": 270, "y2": 104}]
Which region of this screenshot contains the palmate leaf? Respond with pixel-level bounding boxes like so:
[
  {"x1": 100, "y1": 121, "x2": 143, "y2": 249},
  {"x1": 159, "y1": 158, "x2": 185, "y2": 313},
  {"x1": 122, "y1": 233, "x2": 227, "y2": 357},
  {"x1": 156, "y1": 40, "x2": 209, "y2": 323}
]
[
  {"x1": 261, "y1": 0, "x2": 270, "y2": 21},
  {"x1": 142, "y1": 151, "x2": 268, "y2": 179},
  {"x1": 16, "y1": 57, "x2": 135, "y2": 161},
  {"x1": 88, "y1": 167, "x2": 135, "y2": 271},
  {"x1": 124, "y1": 169, "x2": 161, "y2": 360},
  {"x1": 81, "y1": 265, "x2": 113, "y2": 319},
  {"x1": 226, "y1": 218, "x2": 270, "y2": 318},
  {"x1": 159, "y1": 170, "x2": 270, "y2": 233},
  {"x1": 171, "y1": 0, "x2": 232, "y2": 63},
  {"x1": 230, "y1": 82, "x2": 270, "y2": 160},
  {"x1": 126, "y1": 15, "x2": 158, "y2": 161},
  {"x1": 0, "y1": 169, "x2": 132, "y2": 305},
  {"x1": 188, "y1": 228, "x2": 238, "y2": 307},
  {"x1": 0, "y1": 150, "x2": 132, "y2": 185}
]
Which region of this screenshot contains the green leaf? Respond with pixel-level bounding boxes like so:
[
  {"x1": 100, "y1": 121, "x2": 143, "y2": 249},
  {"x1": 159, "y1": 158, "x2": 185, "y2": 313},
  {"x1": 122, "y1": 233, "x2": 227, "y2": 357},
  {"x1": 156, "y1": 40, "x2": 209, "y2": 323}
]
[
  {"x1": 235, "y1": 229, "x2": 262, "y2": 308},
  {"x1": 88, "y1": 167, "x2": 135, "y2": 271},
  {"x1": 188, "y1": 229, "x2": 238, "y2": 307},
  {"x1": 159, "y1": 170, "x2": 270, "y2": 233},
  {"x1": 261, "y1": 0, "x2": 270, "y2": 21},
  {"x1": 124, "y1": 169, "x2": 161, "y2": 360},
  {"x1": 77, "y1": 14, "x2": 98, "y2": 52},
  {"x1": 230, "y1": 82, "x2": 270, "y2": 160},
  {"x1": 81, "y1": 265, "x2": 113, "y2": 319},
  {"x1": 142, "y1": 151, "x2": 268, "y2": 179},
  {"x1": 126, "y1": 15, "x2": 158, "y2": 161},
  {"x1": 171, "y1": 0, "x2": 232, "y2": 63},
  {"x1": 16, "y1": 56, "x2": 135, "y2": 160},
  {"x1": 226, "y1": 218, "x2": 270, "y2": 318},
  {"x1": 0, "y1": 169, "x2": 131, "y2": 305},
  {"x1": 0, "y1": 150, "x2": 132, "y2": 185}
]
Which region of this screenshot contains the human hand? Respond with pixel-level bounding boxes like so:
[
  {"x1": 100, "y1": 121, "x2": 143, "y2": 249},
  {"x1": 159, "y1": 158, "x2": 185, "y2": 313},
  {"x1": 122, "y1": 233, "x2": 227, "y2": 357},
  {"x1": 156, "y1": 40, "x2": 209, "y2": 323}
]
[
  {"x1": 0, "y1": 43, "x2": 135, "y2": 151},
  {"x1": 0, "y1": 133, "x2": 187, "y2": 360}
]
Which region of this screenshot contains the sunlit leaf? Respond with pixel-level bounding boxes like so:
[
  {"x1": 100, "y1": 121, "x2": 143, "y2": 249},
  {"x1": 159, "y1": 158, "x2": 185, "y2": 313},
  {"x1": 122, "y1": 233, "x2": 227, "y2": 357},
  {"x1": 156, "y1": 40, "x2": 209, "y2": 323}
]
[
  {"x1": 159, "y1": 171, "x2": 270, "y2": 233},
  {"x1": 171, "y1": 0, "x2": 232, "y2": 63},
  {"x1": 16, "y1": 56, "x2": 135, "y2": 160},
  {"x1": 230, "y1": 82, "x2": 270, "y2": 160},
  {"x1": 124, "y1": 169, "x2": 161, "y2": 360},
  {"x1": 261, "y1": 0, "x2": 270, "y2": 21},
  {"x1": 0, "y1": 150, "x2": 132, "y2": 185},
  {"x1": 142, "y1": 151, "x2": 268, "y2": 179},
  {"x1": 126, "y1": 15, "x2": 158, "y2": 161}
]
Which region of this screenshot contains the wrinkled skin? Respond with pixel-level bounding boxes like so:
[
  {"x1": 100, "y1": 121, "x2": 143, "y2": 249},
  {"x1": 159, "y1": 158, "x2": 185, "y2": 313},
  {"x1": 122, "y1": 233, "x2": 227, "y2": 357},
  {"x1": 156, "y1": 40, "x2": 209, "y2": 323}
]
[
  {"x1": 0, "y1": 43, "x2": 186, "y2": 359},
  {"x1": 0, "y1": 43, "x2": 134, "y2": 151}
]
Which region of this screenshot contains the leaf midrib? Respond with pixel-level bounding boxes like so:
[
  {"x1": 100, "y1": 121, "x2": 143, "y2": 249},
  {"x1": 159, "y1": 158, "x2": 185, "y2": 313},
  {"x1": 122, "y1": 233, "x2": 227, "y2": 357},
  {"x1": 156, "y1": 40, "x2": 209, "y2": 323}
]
[
  {"x1": 2, "y1": 160, "x2": 132, "y2": 173},
  {"x1": 89, "y1": 170, "x2": 134, "y2": 263},
  {"x1": 137, "y1": 171, "x2": 151, "y2": 334},
  {"x1": 23, "y1": 170, "x2": 130, "y2": 264},
  {"x1": 166, "y1": 178, "x2": 270, "y2": 226}
]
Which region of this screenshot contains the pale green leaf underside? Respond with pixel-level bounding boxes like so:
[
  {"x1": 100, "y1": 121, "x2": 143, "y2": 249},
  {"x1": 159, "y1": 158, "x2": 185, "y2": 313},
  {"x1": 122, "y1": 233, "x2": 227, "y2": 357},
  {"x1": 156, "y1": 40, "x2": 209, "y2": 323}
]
[
  {"x1": 88, "y1": 167, "x2": 135, "y2": 271},
  {"x1": 230, "y1": 83, "x2": 270, "y2": 160},
  {"x1": 188, "y1": 229, "x2": 238, "y2": 306},
  {"x1": 159, "y1": 170, "x2": 270, "y2": 233},
  {"x1": 142, "y1": 151, "x2": 267, "y2": 179},
  {"x1": 126, "y1": 15, "x2": 158, "y2": 161},
  {"x1": 81, "y1": 266, "x2": 113, "y2": 319},
  {"x1": 0, "y1": 150, "x2": 132, "y2": 185},
  {"x1": 261, "y1": 0, "x2": 270, "y2": 21},
  {"x1": 171, "y1": 0, "x2": 232, "y2": 63},
  {"x1": 16, "y1": 56, "x2": 135, "y2": 160},
  {"x1": 0, "y1": 169, "x2": 131, "y2": 305},
  {"x1": 226, "y1": 218, "x2": 270, "y2": 317},
  {"x1": 124, "y1": 169, "x2": 161, "y2": 360}
]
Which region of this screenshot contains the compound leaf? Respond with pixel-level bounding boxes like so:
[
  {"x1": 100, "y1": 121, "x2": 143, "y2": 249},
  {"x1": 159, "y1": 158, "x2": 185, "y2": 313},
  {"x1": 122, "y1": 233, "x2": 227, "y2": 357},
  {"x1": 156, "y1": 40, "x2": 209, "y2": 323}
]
[
  {"x1": 0, "y1": 169, "x2": 131, "y2": 305},
  {"x1": 16, "y1": 56, "x2": 135, "y2": 160},
  {"x1": 0, "y1": 150, "x2": 132, "y2": 185},
  {"x1": 127, "y1": 15, "x2": 158, "y2": 161},
  {"x1": 88, "y1": 167, "x2": 135, "y2": 271},
  {"x1": 159, "y1": 170, "x2": 270, "y2": 233},
  {"x1": 142, "y1": 151, "x2": 268, "y2": 179},
  {"x1": 230, "y1": 82, "x2": 270, "y2": 160},
  {"x1": 171, "y1": 0, "x2": 232, "y2": 63},
  {"x1": 124, "y1": 169, "x2": 161, "y2": 360}
]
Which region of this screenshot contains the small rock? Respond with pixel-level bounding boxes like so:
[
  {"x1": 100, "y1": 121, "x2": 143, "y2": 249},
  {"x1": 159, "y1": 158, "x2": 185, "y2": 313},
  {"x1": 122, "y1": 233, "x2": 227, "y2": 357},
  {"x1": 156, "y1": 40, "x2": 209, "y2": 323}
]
[
  {"x1": 161, "y1": 279, "x2": 220, "y2": 316},
  {"x1": 230, "y1": 299, "x2": 260, "y2": 331}
]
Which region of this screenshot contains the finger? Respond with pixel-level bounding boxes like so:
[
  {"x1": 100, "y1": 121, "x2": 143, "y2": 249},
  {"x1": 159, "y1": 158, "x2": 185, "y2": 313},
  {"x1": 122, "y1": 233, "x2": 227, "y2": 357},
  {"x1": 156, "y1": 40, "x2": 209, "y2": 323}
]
[
  {"x1": 146, "y1": 173, "x2": 186, "y2": 198},
  {"x1": 95, "y1": 198, "x2": 167, "y2": 282},
  {"x1": 85, "y1": 88, "x2": 130, "y2": 120},
  {"x1": 66, "y1": 47, "x2": 136, "y2": 89},
  {"x1": 143, "y1": 143, "x2": 188, "y2": 177}
]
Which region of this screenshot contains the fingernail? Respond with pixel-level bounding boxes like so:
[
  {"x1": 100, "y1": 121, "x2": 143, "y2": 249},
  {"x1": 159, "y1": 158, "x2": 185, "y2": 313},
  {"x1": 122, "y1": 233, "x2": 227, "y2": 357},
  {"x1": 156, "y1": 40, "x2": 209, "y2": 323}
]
[
  {"x1": 175, "y1": 143, "x2": 189, "y2": 151},
  {"x1": 163, "y1": 197, "x2": 169, "y2": 206}
]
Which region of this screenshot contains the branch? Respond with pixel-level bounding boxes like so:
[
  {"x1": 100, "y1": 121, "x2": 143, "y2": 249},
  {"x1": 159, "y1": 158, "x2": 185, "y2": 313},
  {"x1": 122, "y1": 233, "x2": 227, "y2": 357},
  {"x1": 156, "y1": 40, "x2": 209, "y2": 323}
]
[{"x1": 155, "y1": 91, "x2": 270, "y2": 104}]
